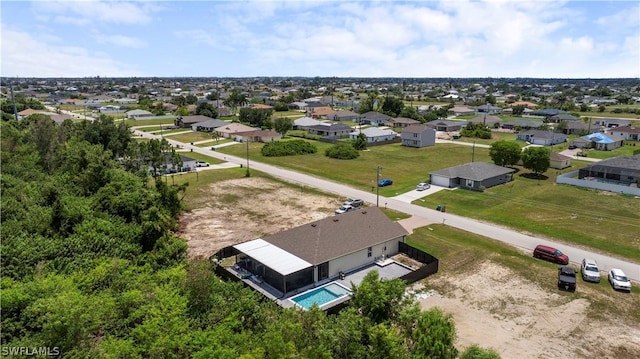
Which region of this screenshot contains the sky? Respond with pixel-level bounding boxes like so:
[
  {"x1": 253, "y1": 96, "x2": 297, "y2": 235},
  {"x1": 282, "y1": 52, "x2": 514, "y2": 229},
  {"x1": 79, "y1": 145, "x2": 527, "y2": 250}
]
[{"x1": 1, "y1": 0, "x2": 639, "y2": 78}]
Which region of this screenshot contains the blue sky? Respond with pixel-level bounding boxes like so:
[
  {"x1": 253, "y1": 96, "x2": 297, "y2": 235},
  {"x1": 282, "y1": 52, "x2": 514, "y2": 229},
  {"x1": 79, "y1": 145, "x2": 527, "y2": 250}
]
[{"x1": 2, "y1": 0, "x2": 639, "y2": 78}]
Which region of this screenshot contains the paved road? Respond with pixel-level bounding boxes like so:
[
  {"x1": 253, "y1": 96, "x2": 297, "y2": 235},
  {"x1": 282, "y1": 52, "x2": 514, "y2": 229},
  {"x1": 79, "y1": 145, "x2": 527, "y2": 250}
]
[{"x1": 134, "y1": 129, "x2": 640, "y2": 282}]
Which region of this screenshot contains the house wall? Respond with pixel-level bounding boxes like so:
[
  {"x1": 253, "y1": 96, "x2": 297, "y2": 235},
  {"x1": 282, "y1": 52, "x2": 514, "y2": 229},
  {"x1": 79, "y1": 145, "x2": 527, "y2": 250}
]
[
  {"x1": 326, "y1": 237, "x2": 403, "y2": 278},
  {"x1": 479, "y1": 174, "x2": 512, "y2": 188},
  {"x1": 550, "y1": 159, "x2": 570, "y2": 169},
  {"x1": 557, "y1": 171, "x2": 640, "y2": 196}
]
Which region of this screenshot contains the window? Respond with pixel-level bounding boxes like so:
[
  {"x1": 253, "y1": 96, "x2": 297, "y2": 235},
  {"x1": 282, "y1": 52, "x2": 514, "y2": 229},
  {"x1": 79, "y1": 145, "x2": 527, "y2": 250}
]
[{"x1": 367, "y1": 247, "x2": 372, "y2": 257}]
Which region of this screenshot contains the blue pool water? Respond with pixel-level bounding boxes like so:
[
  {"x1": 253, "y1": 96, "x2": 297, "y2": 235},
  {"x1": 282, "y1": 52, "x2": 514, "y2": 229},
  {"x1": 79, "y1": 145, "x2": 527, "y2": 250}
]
[{"x1": 291, "y1": 283, "x2": 352, "y2": 309}]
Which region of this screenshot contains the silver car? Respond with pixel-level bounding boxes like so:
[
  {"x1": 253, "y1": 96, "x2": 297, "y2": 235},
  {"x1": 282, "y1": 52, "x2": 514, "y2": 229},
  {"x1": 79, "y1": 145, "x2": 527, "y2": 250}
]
[
  {"x1": 416, "y1": 182, "x2": 431, "y2": 191},
  {"x1": 335, "y1": 205, "x2": 356, "y2": 215},
  {"x1": 580, "y1": 258, "x2": 601, "y2": 283},
  {"x1": 608, "y1": 268, "x2": 631, "y2": 291}
]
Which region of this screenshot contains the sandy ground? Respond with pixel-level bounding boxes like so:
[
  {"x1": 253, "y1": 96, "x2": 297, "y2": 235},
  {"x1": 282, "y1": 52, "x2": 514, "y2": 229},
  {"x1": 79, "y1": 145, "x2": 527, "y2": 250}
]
[
  {"x1": 178, "y1": 177, "x2": 339, "y2": 259},
  {"x1": 177, "y1": 177, "x2": 640, "y2": 358},
  {"x1": 417, "y1": 261, "x2": 640, "y2": 358}
]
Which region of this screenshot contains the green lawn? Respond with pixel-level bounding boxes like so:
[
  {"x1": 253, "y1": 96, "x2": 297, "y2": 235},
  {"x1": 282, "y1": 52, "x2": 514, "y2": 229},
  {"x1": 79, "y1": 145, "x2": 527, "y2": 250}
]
[
  {"x1": 165, "y1": 131, "x2": 215, "y2": 143},
  {"x1": 579, "y1": 142, "x2": 640, "y2": 159},
  {"x1": 453, "y1": 131, "x2": 519, "y2": 146},
  {"x1": 412, "y1": 164, "x2": 640, "y2": 262},
  {"x1": 576, "y1": 111, "x2": 640, "y2": 120},
  {"x1": 216, "y1": 140, "x2": 490, "y2": 196},
  {"x1": 177, "y1": 151, "x2": 224, "y2": 165},
  {"x1": 195, "y1": 138, "x2": 234, "y2": 147},
  {"x1": 126, "y1": 118, "x2": 175, "y2": 126}
]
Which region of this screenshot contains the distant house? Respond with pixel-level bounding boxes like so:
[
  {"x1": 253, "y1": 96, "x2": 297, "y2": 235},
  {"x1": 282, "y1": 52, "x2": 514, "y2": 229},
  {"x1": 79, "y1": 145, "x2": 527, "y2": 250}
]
[
  {"x1": 468, "y1": 115, "x2": 502, "y2": 127},
  {"x1": 562, "y1": 121, "x2": 590, "y2": 135},
  {"x1": 234, "y1": 130, "x2": 282, "y2": 143},
  {"x1": 230, "y1": 207, "x2": 409, "y2": 295},
  {"x1": 425, "y1": 120, "x2": 464, "y2": 132},
  {"x1": 448, "y1": 105, "x2": 475, "y2": 116},
  {"x1": 310, "y1": 107, "x2": 335, "y2": 119},
  {"x1": 401, "y1": 124, "x2": 436, "y2": 148},
  {"x1": 98, "y1": 105, "x2": 122, "y2": 113},
  {"x1": 429, "y1": 162, "x2": 515, "y2": 190},
  {"x1": 573, "y1": 132, "x2": 624, "y2": 151},
  {"x1": 607, "y1": 126, "x2": 640, "y2": 141},
  {"x1": 475, "y1": 104, "x2": 502, "y2": 115},
  {"x1": 216, "y1": 123, "x2": 259, "y2": 139},
  {"x1": 307, "y1": 123, "x2": 352, "y2": 138},
  {"x1": 328, "y1": 110, "x2": 359, "y2": 121},
  {"x1": 509, "y1": 101, "x2": 538, "y2": 109},
  {"x1": 594, "y1": 118, "x2": 631, "y2": 128},
  {"x1": 359, "y1": 111, "x2": 393, "y2": 126},
  {"x1": 385, "y1": 117, "x2": 420, "y2": 128},
  {"x1": 251, "y1": 104, "x2": 274, "y2": 110},
  {"x1": 288, "y1": 101, "x2": 308, "y2": 111},
  {"x1": 550, "y1": 152, "x2": 572, "y2": 169},
  {"x1": 293, "y1": 116, "x2": 322, "y2": 130},
  {"x1": 349, "y1": 127, "x2": 398, "y2": 143},
  {"x1": 516, "y1": 130, "x2": 567, "y2": 145},
  {"x1": 549, "y1": 114, "x2": 580, "y2": 123},
  {"x1": 125, "y1": 109, "x2": 153, "y2": 119},
  {"x1": 530, "y1": 109, "x2": 562, "y2": 118},
  {"x1": 191, "y1": 118, "x2": 228, "y2": 132},
  {"x1": 501, "y1": 119, "x2": 544, "y2": 130}
]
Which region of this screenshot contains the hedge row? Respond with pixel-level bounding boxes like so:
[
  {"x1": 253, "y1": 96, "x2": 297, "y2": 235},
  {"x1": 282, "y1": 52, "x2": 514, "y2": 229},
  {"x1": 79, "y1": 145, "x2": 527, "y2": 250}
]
[{"x1": 261, "y1": 140, "x2": 318, "y2": 157}]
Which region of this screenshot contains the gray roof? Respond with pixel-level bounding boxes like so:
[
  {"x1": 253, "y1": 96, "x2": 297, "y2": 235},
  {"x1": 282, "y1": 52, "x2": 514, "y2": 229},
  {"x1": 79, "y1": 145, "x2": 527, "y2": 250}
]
[
  {"x1": 469, "y1": 115, "x2": 502, "y2": 125},
  {"x1": 581, "y1": 155, "x2": 640, "y2": 176},
  {"x1": 309, "y1": 123, "x2": 352, "y2": 131},
  {"x1": 360, "y1": 111, "x2": 392, "y2": 121},
  {"x1": 508, "y1": 119, "x2": 544, "y2": 128},
  {"x1": 519, "y1": 130, "x2": 564, "y2": 139},
  {"x1": 430, "y1": 162, "x2": 515, "y2": 181},
  {"x1": 193, "y1": 119, "x2": 228, "y2": 128},
  {"x1": 403, "y1": 124, "x2": 432, "y2": 134},
  {"x1": 178, "y1": 115, "x2": 215, "y2": 124},
  {"x1": 262, "y1": 207, "x2": 408, "y2": 265}
]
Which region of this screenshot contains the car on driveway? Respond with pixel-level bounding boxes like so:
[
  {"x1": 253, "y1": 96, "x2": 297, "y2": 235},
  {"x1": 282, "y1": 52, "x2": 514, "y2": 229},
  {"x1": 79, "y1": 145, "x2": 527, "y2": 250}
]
[
  {"x1": 568, "y1": 145, "x2": 577, "y2": 150},
  {"x1": 343, "y1": 198, "x2": 364, "y2": 208},
  {"x1": 378, "y1": 179, "x2": 393, "y2": 187},
  {"x1": 608, "y1": 268, "x2": 631, "y2": 291},
  {"x1": 195, "y1": 161, "x2": 210, "y2": 167},
  {"x1": 335, "y1": 205, "x2": 356, "y2": 215},
  {"x1": 580, "y1": 258, "x2": 601, "y2": 283},
  {"x1": 416, "y1": 182, "x2": 431, "y2": 191}
]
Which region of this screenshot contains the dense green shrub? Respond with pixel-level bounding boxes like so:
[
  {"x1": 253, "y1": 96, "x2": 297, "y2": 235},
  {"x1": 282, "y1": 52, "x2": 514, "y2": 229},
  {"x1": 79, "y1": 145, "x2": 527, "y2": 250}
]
[
  {"x1": 261, "y1": 140, "x2": 317, "y2": 157},
  {"x1": 325, "y1": 143, "x2": 360, "y2": 159},
  {"x1": 286, "y1": 130, "x2": 322, "y2": 140},
  {"x1": 460, "y1": 123, "x2": 492, "y2": 139}
]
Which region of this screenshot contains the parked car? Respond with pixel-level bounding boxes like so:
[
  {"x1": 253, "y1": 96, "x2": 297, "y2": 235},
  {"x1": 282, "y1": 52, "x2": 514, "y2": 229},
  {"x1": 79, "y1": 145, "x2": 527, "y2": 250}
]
[
  {"x1": 533, "y1": 245, "x2": 569, "y2": 265},
  {"x1": 568, "y1": 145, "x2": 577, "y2": 150},
  {"x1": 378, "y1": 179, "x2": 393, "y2": 187},
  {"x1": 608, "y1": 268, "x2": 631, "y2": 291},
  {"x1": 557, "y1": 266, "x2": 577, "y2": 292},
  {"x1": 416, "y1": 182, "x2": 431, "y2": 191},
  {"x1": 580, "y1": 258, "x2": 601, "y2": 283},
  {"x1": 195, "y1": 161, "x2": 210, "y2": 167},
  {"x1": 343, "y1": 198, "x2": 364, "y2": 208},
  {"x1": 335, "y1": 205, "x2": 356, "y2": 215}
]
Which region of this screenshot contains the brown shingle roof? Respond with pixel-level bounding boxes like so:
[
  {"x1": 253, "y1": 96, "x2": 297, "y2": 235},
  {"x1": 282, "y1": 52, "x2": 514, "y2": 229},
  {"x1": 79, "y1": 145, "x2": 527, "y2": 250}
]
[{"x1": 263, "y1": 207, "x2": 408, "y2": 265}]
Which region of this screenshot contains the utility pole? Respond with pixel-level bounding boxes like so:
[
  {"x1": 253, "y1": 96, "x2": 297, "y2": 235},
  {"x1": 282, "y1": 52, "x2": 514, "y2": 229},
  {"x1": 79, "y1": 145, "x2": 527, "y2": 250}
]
[
  {"x1": 376, "y1": 165, "x2": 382, "y2": 207},
  {"x1": 245, "y1": 138, "x2": 250, "y2": 177},
  {"x1": 471, "y1": 142, "x2": 476, "y2": 162},
  {"x1": 10, "y1": 84, "x2": 18, "y2": 121}
]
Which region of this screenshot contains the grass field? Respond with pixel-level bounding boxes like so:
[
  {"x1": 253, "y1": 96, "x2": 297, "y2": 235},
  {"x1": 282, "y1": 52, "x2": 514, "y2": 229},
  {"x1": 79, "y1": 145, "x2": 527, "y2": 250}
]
[
  {"x1": 216, "y1": 140, "x2": 491, "y2": 196},
  {"x1": 411, "y1": 166, "x2": 640, "y2": 262},
  {"x1": 175, "y1": 151, "x2": 224, "y2": 165},
  {"x1": 165, "y1": 131, "x2": 215, "y2": 143},
  {"x1": 195, "y1": 138, "x2": 234, "y2": 147},
  {"x1": 126, "y1": 118, "x2": 175, "y2": 126},
  {"x1": 579, "y1": 143, "x2": 640, "y2": 159},
  {"x1": 453, "y1": 131, "x2": 520, "y2": 146}
]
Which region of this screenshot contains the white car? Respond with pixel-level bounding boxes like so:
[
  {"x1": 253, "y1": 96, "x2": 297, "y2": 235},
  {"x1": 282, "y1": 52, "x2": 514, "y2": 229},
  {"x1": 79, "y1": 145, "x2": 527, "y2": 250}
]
[
  {"x1": 335, "y1": 205, "x2": 356, "y2": 215},
  {"x1": 416, "y1": 182, "x2": 431, "y2": 191},
  {"x1": 608, "y1": 268, "x2": 631, "y2": 291},
  {"x1": 195, "y1": 161, "x2": 210, "y2": 167},
  {"x1": 580, "y1": 258, "x2": 601, "y2": 283}
]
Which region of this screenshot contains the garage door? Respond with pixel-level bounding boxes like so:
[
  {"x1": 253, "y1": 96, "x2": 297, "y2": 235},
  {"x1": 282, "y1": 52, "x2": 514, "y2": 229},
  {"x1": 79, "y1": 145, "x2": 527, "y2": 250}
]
[{"x1": 430, "y1": 174, "x2": 451, "y2": 188}]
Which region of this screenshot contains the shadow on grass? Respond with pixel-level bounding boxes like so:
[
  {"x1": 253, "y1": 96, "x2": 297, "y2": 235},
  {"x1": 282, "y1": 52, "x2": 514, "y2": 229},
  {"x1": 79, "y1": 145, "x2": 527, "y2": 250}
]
[{"x1": 518, "y1": 173, "x2": 549, "y2": 180}]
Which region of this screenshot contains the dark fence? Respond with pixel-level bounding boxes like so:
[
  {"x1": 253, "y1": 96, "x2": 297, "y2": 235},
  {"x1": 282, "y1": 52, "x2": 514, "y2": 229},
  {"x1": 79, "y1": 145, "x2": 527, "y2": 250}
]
[
  {"x1": 213, "y1": 246, "x2": 239, "y2": 261},
  {"x1": 398, "y1": 242, "x2": 439, "y2": 284}
]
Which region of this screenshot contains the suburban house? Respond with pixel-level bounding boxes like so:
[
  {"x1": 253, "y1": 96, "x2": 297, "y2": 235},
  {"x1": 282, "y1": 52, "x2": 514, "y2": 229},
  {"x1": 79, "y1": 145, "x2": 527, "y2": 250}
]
[
  {"x1": 175, "y1": 115, "x2": 215, "y2": 128},
  {"x1": 550, "y1": 152, "x2": 572, "y2": 169},
  {"x1": 529, "y1": 109, "x2": 562, "y2": 119},
  {"x1": 448, "y1": 105, "x2": 475, "y2": 116},
  {"x1": 228, "y1": 207, "x2": 409, "y2": 295},
  {"x1": 509, "y1": 101, "x2": 538, "y2": 109},
  {"x1": 516, "y1": 130, "x2": 567, "y2": 145},
  {"x1": 607, "y1": 126, "x2": 640, "y2": 141},
  {"x1": 293, "y1": 116, "x2": 322, "y2": 130},
  {"x1": 251, "y1": 104, "x2": 274, "y2": 110},
  {"x1": 216, "y1": 123, "x2": 259, "y2": 139},
  {"x1": 401, "y1": 124, "x2": 436, "y2": 148},
  {"x1": 429, "y1": 162, "x2": 515, "y2": 190},
  {"x1": 577, "y1": 155, "x2": 640, "y2": 186},
  {"x1": 191, "y1": 118, "x2": 228, "y2": 132},
  {"x1": 305, "y1": 103, "x2": 332, "y2": 117},
  {"x1": 288, "y1": 101, "x2": 308, "y2": 111},
  {"x1": 385, "y1": 117, "x2": 420, "y2": 128},
  {"x1": 501, "y1": 119, "x2": 544, "y2": 130},
  {"x1": 159, "y1": 154, "x2": 198, "y2": 174},
  {"x1": 594, "y1": 118, "x2": 631, "y2": 128},
  {"x1": 425, "y1": 119, "x2": 464, "y2": 132},
  {"x1": 349, "y1": 127, "x2": 398, "y2": 143},
  {"x1": 234, "y1": 130, "x2": 282, "y2": 143},
  {"x1": 307, "y1": 123, "x2": 352, "y2": 138},
  {"x1": 125, "y1": 109, "x2": 153, "y2": 119},
  {"x1": 468, "y1": 115, "x2": 502, "y2": 127},
  {"x1": 562, "y1": 121, "x2": 590, "y2": 135},
  {"x1": 98, "y1": 105, "x2": 122, "y2": 113},
  {"x1": 359, "y1": 111, "x2": 393, "y2": 126},
  {"x1": 475, "y1": 104, "x2": 502, "y2": 115},
  {"x1": 549, "y1": 114, "x2": 580, "y2": 123},
  {"x1": 327, "y1": 110, "x2": 359, "y2": 121},
  {"x1": 572, "y1": 132, "x2": 624, "y2": 151}
]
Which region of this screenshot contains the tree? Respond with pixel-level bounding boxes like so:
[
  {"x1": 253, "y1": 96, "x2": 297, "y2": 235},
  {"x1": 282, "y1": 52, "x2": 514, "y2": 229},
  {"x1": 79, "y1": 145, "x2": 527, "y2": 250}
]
[
  {"x1": 521, "y1": 146, "x2": 550, "y2": 177},
  {"x1": 195, "y1": 102, "x2": 218, "y2": 119},
  {"x1": 352, "y1": 133, "x2": 368, "y2": 151},
  {"x1": 380, "y1": 96, "x2": 404, "y2": 117},
  {"x1": 274, "y1": 117, "x2": 293, "y2": 136},
  {"x1": 350, "y1": 271, "x2": 408, "y2": 324},
  {"x1": 460, "y1": 123, "x2": 492, "y2": 139},
  {"x1": 489, "y1": 140, "x2": 521, "y2": 167},
  {"x1": 325, "y1": 144, "x2": 359, "y2": 160},
  {"x1": 239, "y1": 108, "x2": 273, "y2": 128},
  {"x1": 411, "y1": 308, "x2": 458, "y2": 359},
  {"x1": 460, "y1": 344, "x2": 501, "y2": 359},
  {"x1": 512, "y1": 105, "x2": 525, "y2": 116}
]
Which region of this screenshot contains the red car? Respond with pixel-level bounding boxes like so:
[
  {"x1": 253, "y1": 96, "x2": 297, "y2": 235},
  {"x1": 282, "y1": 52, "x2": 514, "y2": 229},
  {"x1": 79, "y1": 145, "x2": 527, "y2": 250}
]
[{"x1": 533, "y1": 244, "x2": 569, "y2": 265}]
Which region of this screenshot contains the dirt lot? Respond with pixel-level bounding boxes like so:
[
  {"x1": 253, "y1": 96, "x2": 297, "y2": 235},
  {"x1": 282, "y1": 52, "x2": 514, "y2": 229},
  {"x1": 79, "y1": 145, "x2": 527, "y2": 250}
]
[{"x1": 178, "y1": 177, "x2": 640, "y2": 358}]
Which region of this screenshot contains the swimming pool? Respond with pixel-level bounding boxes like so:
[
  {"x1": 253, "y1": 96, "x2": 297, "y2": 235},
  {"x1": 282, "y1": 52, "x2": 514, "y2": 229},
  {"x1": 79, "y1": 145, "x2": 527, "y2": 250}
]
[{"x1": 290, "y1": 282, "x2": 352, "y2": 310}]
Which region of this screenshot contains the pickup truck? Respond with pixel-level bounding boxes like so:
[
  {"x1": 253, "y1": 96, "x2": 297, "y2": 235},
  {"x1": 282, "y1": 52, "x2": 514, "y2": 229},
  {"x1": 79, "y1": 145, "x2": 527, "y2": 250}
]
[{"x1": 557, "y1": 266, "x2": 577, "y2": 292}]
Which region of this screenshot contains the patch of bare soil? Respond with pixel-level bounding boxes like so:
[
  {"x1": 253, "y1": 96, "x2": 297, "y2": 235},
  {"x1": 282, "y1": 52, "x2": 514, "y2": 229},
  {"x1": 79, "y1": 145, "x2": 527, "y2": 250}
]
[
  {"x1": 177, "y1": 177, "x2": 340, "y2": 259},
  {"x1": 416, "y1": 261, "x2": 640, "y2": 358}
]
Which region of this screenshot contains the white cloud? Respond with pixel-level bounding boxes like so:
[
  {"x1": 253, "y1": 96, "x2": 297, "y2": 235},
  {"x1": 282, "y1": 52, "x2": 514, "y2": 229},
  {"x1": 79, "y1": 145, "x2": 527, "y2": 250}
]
[
  {"x1": 596, "y1": 5, "x2": 640, "y2": 28},
  {"x1": 93, "y1": 34, "x2": 146, "y2": 48},
  {"x1": 33, "y1": 0, "x2": 159, "y2": 25},
  {"x1": 1, "y1": 28, "x2": 140, "y2": 77}
]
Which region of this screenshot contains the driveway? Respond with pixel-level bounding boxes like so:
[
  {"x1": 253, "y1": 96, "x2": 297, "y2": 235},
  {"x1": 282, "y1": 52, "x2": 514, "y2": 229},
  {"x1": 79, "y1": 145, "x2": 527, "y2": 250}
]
[{"x1": 391, "y1": 185, "x2": 450, "y2": 203}]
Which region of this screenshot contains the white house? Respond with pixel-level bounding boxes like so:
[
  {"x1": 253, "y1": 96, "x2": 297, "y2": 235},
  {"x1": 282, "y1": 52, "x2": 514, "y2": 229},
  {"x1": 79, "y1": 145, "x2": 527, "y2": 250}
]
[{"x1": 349, "y1": 127, "x2": 398, "y2": 143}]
